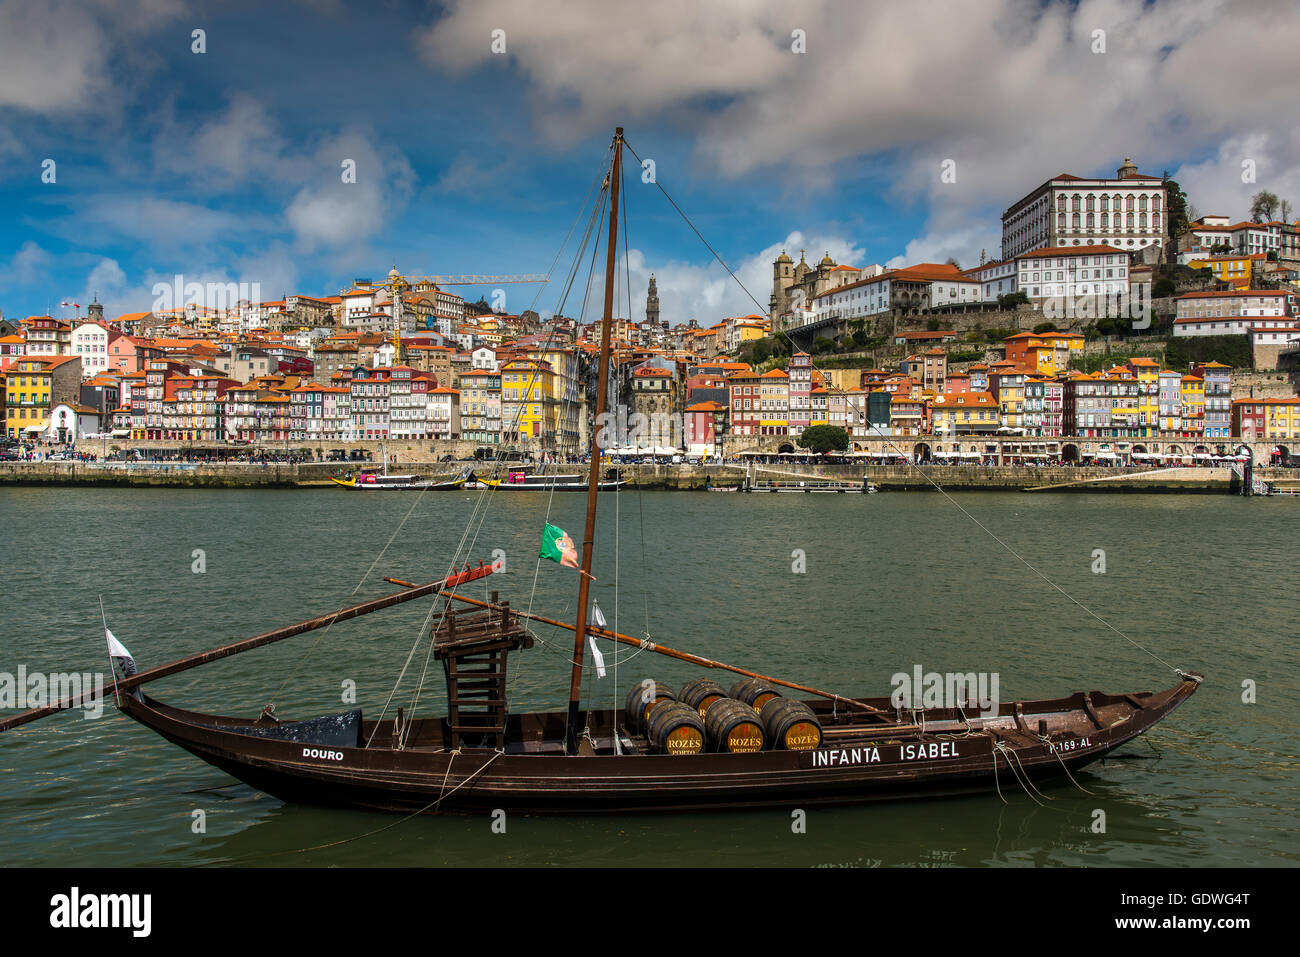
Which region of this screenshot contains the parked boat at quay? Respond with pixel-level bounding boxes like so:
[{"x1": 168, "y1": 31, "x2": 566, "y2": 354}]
[
  {"x1": 329, "y1": 446, "x2": 470, "y2": 490},
  {"x1": 748, "y1": 479, "x2": 877, "y2": 493},
  {"x1": 488, "y1": 468, "x2": 626, "y2": 491}
]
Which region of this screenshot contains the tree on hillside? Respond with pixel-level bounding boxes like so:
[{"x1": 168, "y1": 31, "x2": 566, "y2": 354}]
[
  {"x1": 1250, "y1": 190, "x2": 1280, "y2": 223},
  {"x1": 796, "y1": 424, "x2": 849, "y2": 455},
  {"x1": 1281, "y1": 199, "x2": 1294, "y2": 223},
  {"x1": 1162, "y1": 174, "x2": 1191, "y2": 264}
]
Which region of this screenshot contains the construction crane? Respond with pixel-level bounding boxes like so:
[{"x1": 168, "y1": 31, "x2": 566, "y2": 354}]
[
  {"x1": 349, "y1": 272, "x2": 547, "y2": 292},
  {"x1": 408, "y1": 274, "x2": 548, "y2": 286}
]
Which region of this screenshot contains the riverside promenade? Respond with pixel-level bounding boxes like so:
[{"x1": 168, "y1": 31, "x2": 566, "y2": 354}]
[{"x1": 0, "y1": 460, "x2": 1286, "y2": 493}]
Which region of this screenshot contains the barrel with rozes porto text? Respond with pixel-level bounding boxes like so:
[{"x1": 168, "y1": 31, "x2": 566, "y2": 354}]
[
  {"x1": 728, "y1": 677, "x2": 782, "y2": 712},
  {"x1": 679, "y1": 678, "x2": 728, "y2": 717},
  {"x1": 704, "y1": 698, "x2": 766, "y2": 753},
  {"x1": 624, "y1": 680, "x2": 676, "y2": 733},
  {"x1": 760, "y1": 698, "x2": 822, "y2": 751},
  {"x1": 646, "y1": 701, "x2": 706, "y2": 755}
]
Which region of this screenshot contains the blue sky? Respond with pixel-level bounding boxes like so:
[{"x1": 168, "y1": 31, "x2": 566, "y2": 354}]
[{"x1": 2, "y1": 0, "x2": 1298, "y2": 327}]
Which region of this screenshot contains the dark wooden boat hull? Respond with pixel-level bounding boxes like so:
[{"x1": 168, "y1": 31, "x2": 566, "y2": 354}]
[{"x1": 118, "y1": 674, "x2": 1200, "y2": 814}]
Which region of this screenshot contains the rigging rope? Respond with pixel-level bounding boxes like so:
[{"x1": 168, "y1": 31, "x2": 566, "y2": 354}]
[
  {"x1": 381, "y1": 140, "x2": 615, "y2": 733},
  {"x1": 621, "y1": 135, "x2": 1180, "y2": 678}
]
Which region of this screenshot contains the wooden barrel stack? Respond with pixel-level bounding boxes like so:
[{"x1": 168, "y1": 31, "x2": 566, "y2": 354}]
[
  {"x1": 704, "y1": 698, "x2": 766, "y2": 753},
  {"x1": 646, "y1": 701, "x2": 705, "y2": 755},
  {"x1": 760, "y1": 698, "x2": 823, "y2": 750},
  {"x1": 679, "y1": 678, "x2": 728, "y2": 717},
  {"x1": 728, "y1": 677, "x2": 782, "y2": 712},
  {"x1": 627, "y1": 678, "x2": 822, "y2": 754},
  {"x1": 624, "y1": 679, "x2": 676, "y2": 733}
]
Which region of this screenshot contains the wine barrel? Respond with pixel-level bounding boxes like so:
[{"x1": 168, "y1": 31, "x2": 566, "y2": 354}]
[
  {"x1": 624, "y1": 680, "x2": 675, "y2": 733},
  {"x1": 728, "y1": 677, "x2": 782, "y2": 712},
  {"x1": 704, "y1": 698, "x2": 766, "y2": 753},
  {"x1": 760, "y1": 698, "x2": 822, "y2": 751},
  {"x1": 679, "y1": 678, "x2": 728, "y2": 717},
  {"x1": 646, "y1": 702, "x2": 705, "y2": 755}
]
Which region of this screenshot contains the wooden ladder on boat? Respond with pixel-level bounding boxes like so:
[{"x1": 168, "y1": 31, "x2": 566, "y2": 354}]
[{"x1": 432, "y1": 594, "x2": 533, "y2": 749}]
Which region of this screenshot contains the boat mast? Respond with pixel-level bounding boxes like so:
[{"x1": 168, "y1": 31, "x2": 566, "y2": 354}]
[{"x1": 565, "y1": 127, "x2": 623, "y2": 755}]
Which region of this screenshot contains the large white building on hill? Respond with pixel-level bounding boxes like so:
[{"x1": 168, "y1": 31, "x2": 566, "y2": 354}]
[{"x1": 1001, "y1": 157, "x2": 1166, "y2": 260}]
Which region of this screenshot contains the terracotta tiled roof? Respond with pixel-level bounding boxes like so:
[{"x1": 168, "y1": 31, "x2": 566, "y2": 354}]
[{"x1": 1017, "y1": 244, "x2": 1126, "y2": 259}]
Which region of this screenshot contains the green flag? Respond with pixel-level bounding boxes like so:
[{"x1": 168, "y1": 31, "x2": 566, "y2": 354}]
[{"x1": 539, "y1": 522, "x2": 580, "y2": 569}]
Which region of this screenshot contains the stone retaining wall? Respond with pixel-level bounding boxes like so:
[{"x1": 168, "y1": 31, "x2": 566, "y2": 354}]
[{"x1": 3, "y1": 461, "x2": 1288, "y2": 493}]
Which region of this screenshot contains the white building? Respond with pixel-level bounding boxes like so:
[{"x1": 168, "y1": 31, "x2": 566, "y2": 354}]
[
  {"x1": 1172, "y1": 290, "x2": 1295, "y2": 337},
  {"x1": 339, "y1": 287, "x2": 377, "y2": 326},
  {"x1": 427, "y1": 387, "x2": 461, "y2": 441},
  {"x1": 811, "y1": 263, "x2": 981, "y2": 322},
  {"x1": 962, "y1": 259, "x2": 1018, "y2": 301},
  {"x1": 70, "y1": 321, "x2": 120, "y2": 377},
  {"x1": 1001, "y1": 158, "x2": 1166, "y2": 259},
  {"x1": 1015, "y1": 245, "x2": 1129, "y2": 301},
  {"x1": 1184, "y1": 219, "x2": 1283, "y2": 256},
  {"x1": 46, "y1": 403, "x2": 100, "y2": 442}
]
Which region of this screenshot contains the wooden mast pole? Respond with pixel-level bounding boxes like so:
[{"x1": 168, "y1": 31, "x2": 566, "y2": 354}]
[{"x1": 566, "y1": 127, "x2": 623, "y2": 755}]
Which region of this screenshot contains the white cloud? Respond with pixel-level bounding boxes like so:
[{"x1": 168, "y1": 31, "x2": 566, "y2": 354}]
[
  {"x1": 421, "y1": 0, "x2": 1300, "y2": 260},
  {"x1": 0, "y1": 241, "x2": 53, "y2": 289},
  {"x1": 0, "y1": 0, "x2": 184, "y2": 114},
  {"x1": 885, "y1": 225, "x2": 1003, "y2": 271},
  {"x1": 81, "y1": 257, "x2": 128, "y2": 305},
  {"x1": 1173, "y1": 131, "x2": 1300, "y2": 223},
  {"x1": 154, "y1": 95, "x2": 292, "y2": 189},
  {"x1": 67, "y1": 196, "x2": 274, "y2": 250},
  {"x1": 285, "y1": 133, "x2": 415, "y2": 252}
]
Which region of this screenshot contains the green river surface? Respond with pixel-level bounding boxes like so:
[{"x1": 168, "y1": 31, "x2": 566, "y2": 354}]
[{"x1": 0, "y1": 486, "x2": 1295, "y2": 867}]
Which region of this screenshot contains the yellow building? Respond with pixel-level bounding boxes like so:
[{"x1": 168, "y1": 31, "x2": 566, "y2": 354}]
[
  {"x1": 757, "y1": 368, "x2": 789, "y2": 434},
  {"x1": 733, "y1": 322, "x2": 767, "y2": 350},
  {"x1": 1179, "y1": 373, "x2": 1205, "y2": 435},
  {"x1": 1261, "y1": 399, "x2": 1300, "y2": 440},
  {"x1": 4, "y1": 356, "x2": 81, "y2": 440},
  {"x1": 1004, "y1": 331, "x2": 1085, "y2": 375},
  {"x1": 524, "y1": 345, "x2": 585, "y2": 453},
  {"x1": 499, "y1": 358, "x2": 557, "y2": 446},
  {"x1": 987, "y1": 361, "x2": 1027, "y2": 429},
  {"x1": 1186, "y1": 254, "x2": 1261, "y2": 290},
  {"x1": 809, "y1": 385, "x2": 829, "y2": 426},
  {"x1": 929, "y1": 391, "x2": 999, "y2": 434},
  {"x1": 1124, "y1": 358, "x2": 1160, "y2": 436}
]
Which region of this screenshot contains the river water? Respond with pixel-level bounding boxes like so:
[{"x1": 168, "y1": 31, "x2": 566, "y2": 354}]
[{"x1": 0, "y1": 486, "x2": 1295, "y2": 867}]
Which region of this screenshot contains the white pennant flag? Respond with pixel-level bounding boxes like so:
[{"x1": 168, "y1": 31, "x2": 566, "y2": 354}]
[
  {"x1": 105, "y1": 627, "x2": 134, "y2": 664},
  {"x1": 588, "y1": 603, "x2": 607, "y2": 678}
]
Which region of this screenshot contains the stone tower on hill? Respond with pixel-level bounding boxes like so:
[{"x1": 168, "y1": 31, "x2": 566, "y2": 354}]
[{"x1": 646, "y1": 273, "x2": 662, "y2": 328}]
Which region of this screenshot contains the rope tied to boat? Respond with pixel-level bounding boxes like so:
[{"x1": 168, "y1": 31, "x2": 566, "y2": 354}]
[
  {"x1": 433, "y1": 748, "x2": 504, "y2": 812},
  {"x1": 991, "y1": 744, "x2": 1007, "y2": 805},
  {"x1": 1005, "y1": 745, "x2": 1054, "y2": 804},
  {"x1": 1035, "y1": 729, "x2": 1099, "y2": 796},
  {"x1": 991, "y1": 740, "x2": 1050, "y2": 808},
  {"x1": 954, "y1": 702, "x2": 975, "y2": 737}
]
